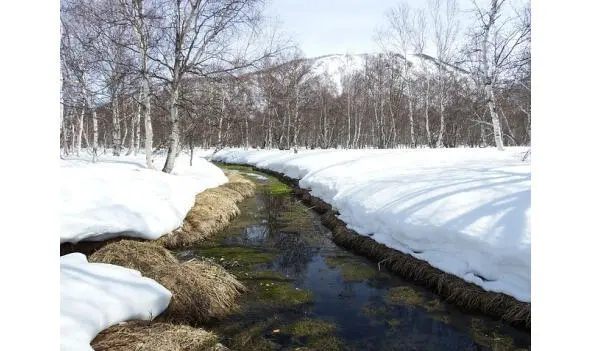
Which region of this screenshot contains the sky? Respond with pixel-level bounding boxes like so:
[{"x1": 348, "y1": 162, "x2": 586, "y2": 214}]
[
  {"x1": 263, "y1": 0, "x2": 527, "y2": 58},
  {"x1": 264, "y1": 0, "x2": 389, "y2": 57}
]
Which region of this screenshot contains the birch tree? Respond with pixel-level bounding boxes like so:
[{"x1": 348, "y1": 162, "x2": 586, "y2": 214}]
[
  {"x1": 429, "y1": 0, "x2": 460, "y2": 148},
  {"x1": 150, "y1": 0, "x2": 273, "y2": 173},
  {"x1": 61, "y1": 1, "x2": 101, "y2": 161},
  {"x1": 118, "y1": 0, "x2": 157, "y2": 167},
  {"x1": 382, "y1": 2, "x2": 417, "y2": 147},
  {"x1": 469, "y1": 0, "x2": 531, "y2": 150}
]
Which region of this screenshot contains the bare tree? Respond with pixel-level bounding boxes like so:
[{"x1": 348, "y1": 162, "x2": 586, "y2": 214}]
[
  {"x1": 149, "y1": 0, "x2": 275, "y2": 173},
  {"x1": 117, "y1": 0, "x2": 157, "y2": 167},
  {"x1": 469, "y1": 0, "x2": 531, "y2": 150},
  {"x1": 381, "y1": 2, "x2": 417, "y2": 147},
  {"x1": 429, "y1": 0, "x2": 460, "y2": 148},
  {"x1": 61, "y1": 0, "x2": 101, "y2": 161}
]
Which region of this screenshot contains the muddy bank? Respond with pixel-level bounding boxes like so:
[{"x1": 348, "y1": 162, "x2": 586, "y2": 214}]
[{"x1": 217, "y1": 162, "x2": 531, "y2": 331}]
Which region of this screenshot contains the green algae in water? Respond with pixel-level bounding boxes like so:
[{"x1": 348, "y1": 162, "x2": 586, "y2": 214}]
[
  {"x1": 287, "y1": 319, "x2": 336, "y2": 337},
  {"x1": 283, "y1": 319, "x2": 343, "y2": 351},
  {"x1": 324, "y1": 255, "x2": 377, "y2": 282},
  {"x1": 213, "y1": 162, "x2": 256, "y2": 173},
  {"x1": 197, "y1": 246, "x2": 276, "y2": 269},
  {"x1": 385, "y1": 286, "x2": 424, "y2": 306},
  {"x1": 257, "y1": 280, "x2": 313, "y2": 305},
  {"x1": 387, "y1": 318, "x2": 401, "y2": 328},
  {"x1": 262, "y1": 181, "x2": 291, "y2": 196},
  {"x1": 241, "y1": 270, "x2": 293, "y2": 282},
  {"x1": 361, "y1": 305, "x2": 389, "y2": 320},
  {"x1": 216, "y1": 162, "x2": 291, "y2": 196},
  {"x1": 309, "y1": 336, "x2": 344, "y2": 351},
  {"x1": 471, "y1": 318, "x2": 524, "y2": 351},
  {"x1": 226, "y1": 320, "x2": 282, "y2": 351}
]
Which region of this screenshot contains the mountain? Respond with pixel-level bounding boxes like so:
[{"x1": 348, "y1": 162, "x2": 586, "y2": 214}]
[{"x1": 297, "y1": 52, "x2": 471, "y2": 94}]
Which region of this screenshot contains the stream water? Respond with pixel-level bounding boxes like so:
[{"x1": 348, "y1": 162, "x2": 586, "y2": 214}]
[{"x1": 176, "y1": 166, "x2": 530, "y2": 351}]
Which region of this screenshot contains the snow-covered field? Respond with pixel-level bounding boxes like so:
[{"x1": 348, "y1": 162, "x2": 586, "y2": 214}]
[
  {"x1": 213, "y1": 147, "x2": 531, "y2": 302},
  {"x1": 61, "y1": 152, "x2": 228, "y2": 243},
  {"x1": 61, "y1": 253, "x2": 171, "y2": 351}
]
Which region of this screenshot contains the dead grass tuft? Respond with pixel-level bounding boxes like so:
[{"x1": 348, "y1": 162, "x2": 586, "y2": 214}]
[
  {"x1": 154, "y1": 259, "x2": 246, "y2": 324},
  {"x1": 89, "y1": 241, "x2": 245, "y2": 324},
  {"x1": 157, "y1": 172, "x2": 256, "y2": 249},
  {"x1": 89, "y1": 240, "x2": 178, "y2": 275},
  {"x1": 91, "y1": 320, "x2": 221, "y2": 351}
]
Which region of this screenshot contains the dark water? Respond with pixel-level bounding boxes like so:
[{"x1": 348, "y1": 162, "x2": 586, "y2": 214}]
[{"x1": 178, "y1": 169, "x2": 531, "y2": 351}]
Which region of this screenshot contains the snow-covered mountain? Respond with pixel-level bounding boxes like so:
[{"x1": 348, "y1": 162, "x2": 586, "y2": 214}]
[{"x1": 298, "y1": 52, "x2": 470, "y2": 94}]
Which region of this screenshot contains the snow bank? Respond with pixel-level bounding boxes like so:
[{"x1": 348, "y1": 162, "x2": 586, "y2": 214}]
[
  {"x1": 213, "y1": 147, "x2": 531, "y2": 302},
  {"x1": 61, "y1": 153, "x2": 227, "y2": 243},
  {"x1": 61, "y1": 253, "x2": 171, "y2": 351}
]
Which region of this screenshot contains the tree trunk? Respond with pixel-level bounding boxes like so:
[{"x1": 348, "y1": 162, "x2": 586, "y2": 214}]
[
  {"x1": 162, "y1": 85, "x2": 180, "y2": 173},
  {"x1": 481, "y1": 0, "x2": 504, "y2": 151},
  {"x1": 142, "y1": 79, "x2": 153, "y2": 166},
  {"x1": 112, "y1": 96, "x2": 121, "y2": 156},
  {"x1": 132, "y1": 0, "x2": 154, "y2": 167},
  {"x1": 404, "y1": 59, "x2": 415, "y2": 148},
  {"x1": 76, "y1": 108, "x2": 84, "y2": 156},
  {"x1": 122, "y1": 118, "x2": 128, "y2": 152},
  {"x1": 91, "y1": 109, "x2": 98, "y2": 162},
  {"x1": 424, "y1": 79, "x2": 432, "y2": 147},
  {"x1": 485, "y1": 85, "x2": 504, "y2": 150},
  {"x1": 436, "y1": 94, "x2": 445, "y2": 148},
  {"x1": 346, "y1": 90, "x2": 351, "y2": 148},
  {"x1": 135, "y1": 113, "x2": 141, "y2": 156},
  {"x1": 244, "y1": 113, "x2": 250, "y2": 148}
]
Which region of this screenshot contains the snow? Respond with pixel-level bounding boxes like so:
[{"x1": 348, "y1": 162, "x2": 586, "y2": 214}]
[
  {"x1": 61, "y1": 152, "x2": 228, "y2": 243},
  {"x1": 213, "y1": 147, "x2": 531, "y2": 302},
  {"x1": 305, "y1": 53, "x2": 469, "y2": 95},
  {"x1": 61, "y1": 253, "x2": 171, "y2": 351},
  {"x1": 309, "y1": 54, "x2": 367, "y2": 94}
]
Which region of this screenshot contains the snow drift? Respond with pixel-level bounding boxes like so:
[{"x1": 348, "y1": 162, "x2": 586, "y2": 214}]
[
  {"x1": 60, "y1": 153, "x2": 228, "y2": 243},
  {"x1": 213, "y1": 147, "x2": 531, "y2": 302},
  {"x1": 60, "y1": 253, "x2": 171, "y2": 351}
]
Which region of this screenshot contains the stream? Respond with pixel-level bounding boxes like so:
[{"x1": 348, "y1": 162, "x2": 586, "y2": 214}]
[{"x1": 176, "y1": 166, "x2": 531, "y2": 351}]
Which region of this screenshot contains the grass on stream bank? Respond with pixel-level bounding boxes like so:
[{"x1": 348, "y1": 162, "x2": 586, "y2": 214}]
[
  {"x1": 91, "y1": 320, "x2": 224, "y2": 351},
  {"x1": 157, "y1": 172, "x2": 256, "y2": 249},
  {"x1": 87, "y1": 171, "x2": 258, "y2": 348}
]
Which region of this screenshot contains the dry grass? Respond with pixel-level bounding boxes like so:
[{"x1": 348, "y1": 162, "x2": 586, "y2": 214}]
[
  {"x1": 157, "y1": 172, "x2": 256, "y2": 249},
  {"x1": 89, "y1": 240, "x2": 179, "y2": 276},
  {"x1": 91, "y1": 320, "x2": 221, "y2": 351},
  {"x1": 89, "y1": 240, "x2": 245, "y2": 325},
  {"x1": 60, "y1": 237, "x2": 140, "y2": 257},
  {"x1": 154, "y1": 259, "x2": 246, "y2": 324}
]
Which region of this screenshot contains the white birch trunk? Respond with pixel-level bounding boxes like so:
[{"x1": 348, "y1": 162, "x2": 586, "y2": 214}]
[
  {"x1": 91, "y1": 109, "x2": 98, "y2": 162},
  {"x1": 481, "y1": 0, "x2": 504, "y2": 151},
  {"x1": 131, "y1": 0, "x2": 154, "y2": 168},
  {"x1": 76, "y1": 108, "x2": 84, "y2": 156},
  {"x1": 346, "y1": 89, "x2": 351, "y2": 148},
  {"x1": 162, "y1": 85, "x2": 180, "y2": 173},
  {"x1": 424, "y1": 79, "x2": 432, "y2": 147},
  {"x1": 112, "y1": 96, "x2": 121, "y2": 156},
  {"x1": 436, "y1": 94, "x2": 445, "y2": 148},
  {"x1": 122, "y1": 119, "x2": 128, "y2": 151}
]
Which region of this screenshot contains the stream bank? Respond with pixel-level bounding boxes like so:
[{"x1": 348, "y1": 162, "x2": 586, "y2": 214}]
[{"x1": 178, "y1": 165, "x2": 531, "y2": 350}]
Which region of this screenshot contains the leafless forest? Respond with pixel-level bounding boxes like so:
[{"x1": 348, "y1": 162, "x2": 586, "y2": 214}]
[{"x1": 61, "y1": 0, "x2": 530, "y2": 172}]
